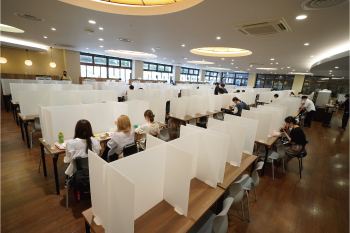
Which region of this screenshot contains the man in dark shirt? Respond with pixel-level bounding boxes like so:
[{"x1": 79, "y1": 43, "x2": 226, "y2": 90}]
[
  {"x1": 219, "y1": 83, "x2": 228, "y2": 94},
  {"x1": 214, "y1": 83, "x2": 220, "y2": 95},
  {"x1": 338, "y1": 94, "x2": 349, "y2": 131}
]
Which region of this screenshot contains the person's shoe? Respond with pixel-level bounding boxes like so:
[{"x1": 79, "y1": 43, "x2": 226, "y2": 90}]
[{"x1": 338, "y1": 128, "x2": 345, "y2": 131}]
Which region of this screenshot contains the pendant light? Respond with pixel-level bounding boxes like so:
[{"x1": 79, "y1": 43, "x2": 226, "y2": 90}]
[
  {"x1": 49, "y1": 47, "x2": 56, "y2": 68},
  {"x1": 24, "y1": 49, "x2": 32, "y2": 66},
  {"x1": 0, "y1": 57, "x2": 7, "y2": 64}
]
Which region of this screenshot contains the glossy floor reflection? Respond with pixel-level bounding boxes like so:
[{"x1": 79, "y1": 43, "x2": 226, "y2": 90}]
[{"x1": 1, "y1": 109, "x2": 349, "y2": 233}]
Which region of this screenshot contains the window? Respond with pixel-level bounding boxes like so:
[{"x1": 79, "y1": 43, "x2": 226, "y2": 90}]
[
  {"x1": 255, "y1": 74, "x2": 295, "y2": 90},
  {"x1": 80, "y1": 53, "x2": 132, "y2": 82},
  {"x1": 205, "y1": 71, "x2": 218, "y2": 83},
  {"x1": 180, "y1": 67, "x2": 200, "y2": 82},
  {"x1": 143, "y1": 62, "x2": 173, "y2": 82},
  {"x1": 302, "y1": 76, "x2": 349, "y2": 96},
  {"x1": 222, "y1": 73, "x2": 248, "y2": 86}
]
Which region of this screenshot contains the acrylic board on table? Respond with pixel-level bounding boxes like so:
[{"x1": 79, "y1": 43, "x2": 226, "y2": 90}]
[
  {"x1": 146, "y1": 98, "x2": 166, "y2": 123},
  {"x1": 257, "y1": 105, "x2": 285, "y2": 129},
  {"x1": 250, "y1": 107, "x2": 280, "y2": 134},
  {"x1": 21, "y1": 80, "x2": 44, "y2": 84},
  {"x1": 36, "y1": 84, "x2": 61, "y2": 91},
  {"x1": 241, "y1": 110, "x2": 272, "y2": 143},
  {"x1": 50, "y1": 91, "x2": 76, "y2": 106},
  {"x1": 87, "y1": 103, "x2": 115, "y2": 134},
  {"x1": 10, "y1": 83, "x2": 36, "y2": 102},
  {"x1": 1, "y1": 79, "x2": 23, "y2": 95},
  {"x1": 224, "y1": 114, "x2": 258, "y2": 155},
  {"x1": 170, "y1": 97, "x2": 188, "y2": 119},
  {"x1": 18, "y1": 91, "x2": 51, "y2": 117},
  {"x1": 126, "y1": 100, "x2": 150, "y2": 126}
]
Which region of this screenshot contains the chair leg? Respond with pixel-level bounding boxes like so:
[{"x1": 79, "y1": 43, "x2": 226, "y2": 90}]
[
  {"x1": 299, "y1": 159, "x2": 302, "y2": 179},
  {"x1": 246, "y1": 190, "x2": 251, "y2": 222},
  {"x1": 282, "y1": 158, "x2": 285, "y2": 173},
  {"x1": 241, "y1": 200, "x2": 245, "y2": 221},
  {"x1": 66, "y1": 182, "x2": 69, "y2": 211},
  {"x1": 272, "y1": 159, "x2": 274, "y2": 181},
  {"x1": 30, "y1": 130, "x2": 34, "y2": 149},
  {"x1": 254, "y1": 188, "x2": 257, "y2": 201},
  {"x1": 38, "y1": 156, "x2": 42, "y2": 173}
]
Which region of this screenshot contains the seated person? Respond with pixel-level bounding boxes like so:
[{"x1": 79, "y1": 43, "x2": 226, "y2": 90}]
[
  {"x1": 289, "y1": 92, "x2": 295, "y2": 97},
  {"x1": 271, "y1": 116, "x2": 306, "y2": 156},
  {"x1": 134, "y1": 110, "x2": 160, "y2": 150},
  {"x1": 64, "y1": 119, "x2": 101, "y2": 179},
  {"x1": 214, "y1": 83, "x2": 220, "y2": 95},
  {"x1": 271, "y1": 94, "x2": 279, "y2": 102},
  {"x1": 101, "y1": 115, "x2": 135, "y2": 162},
  {"x1": 231, "y1": 97, "x2": 248, "y2": 116},
  {"x1": 236, "y1": 90, "x2": 240, "y2": 93},
  {"x1": 124, "y1": 85, "x2": 134, "y2": 101},
  {"x1": 219, "y1": 83, "x2": 228, "y2": 94},
  {"x1": 242, "y1": 90, "x2": 245, "y2": 93}
]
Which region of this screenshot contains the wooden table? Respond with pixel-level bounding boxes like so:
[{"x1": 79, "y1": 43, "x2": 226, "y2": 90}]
[
  {"x1": 218, "y1": 153, "x2": 258, "y2": 190},
  {"x1": 39, "y1": 137, "x2": 111, "y2": 195},
  {"x1": 255, "y1": 136, "x2": 278, "y2": 176},
  {"x1": 169, "y1": 110, "x2": 221, "y2": 125},
  {"x1": 82, "y1": 178, "x2": 225, "y2": 233},
  {"x1": 19, "y1": 114, "x2": 38, "y2": 148},
  {"x1": 3, "y1": 94, "x2": 11, "y2": 112},
  {"x1": 10, "y1": 100, "x2": 19, "y2": 124}
]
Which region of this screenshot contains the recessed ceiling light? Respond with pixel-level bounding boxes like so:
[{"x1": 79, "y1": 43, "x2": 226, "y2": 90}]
[
  {"x1": 232, "y1": 59, "x2": 234, "y2": 61},
  {"x1": 335, "y1": 67, "x2": 339, "y2": 68},
  {"x1": 44, "y1": 36, "x2": 47, "y2": 38},
  {"x1": 287, "y1": 67, "x2": 290, "y2": 68},
  {"x1": 221, "y1": 58, "x2": 225, "y2": 60},
  {"x1": 106, "y1": 50, "x2": 157, "y2": 58},
  {"x1": 182, "y1": 44, "x2": 185, "y2": 47},
  {"x1": 164, "y1": 58, "x2": 166, "y2": 59},
  {"x1": 231, "y1": 63, "x2": 234, "y2": 65},
  {"x1": 0, "y1": 24, "x2": 24, "y2": 33},
  {"x1": 184, "y1": 58, "x2": 187, "y2": 60},
  {"x1": 99, "y1": 27, "x2": 103, "y2": 30},
  {"x1": 270, "y1": 58, "x2": 274, "y2": 60},
  {"x1": 99, "y1": 38, "x2": 103, "y2": 41},
  {"x1": 329, "y1": 73, "x2": 331, "y2": 74},
  {"x1": 281, "y1": 68, "x2": 283, "y2": 69},
  {"x1": 332, "y1": 75, "x2": 334, "y2": 76},
  {"x1": 172, "y1": 60, "x2": 174, "y2": 62},
  {"x1": 216, "y1": 37, "x2": 221, "y2": 40},
  {"x1": 89, "y1": 20, "x2": 96, "y2": 24},
  {"x1": 51, "y1": 28, "x2": 56, "y2": 31},
  {"x1": 247, "y1": 69, "x2": 250, "y2": 70},
  {"x1": 276, "y1": 63, "x2": 278, "y2": 64},
  {"x1": 292, "y1": 69, "x2": 295, "y2": 71},
  {"x1": 270, "y1": 63, "x2": 273, "y2": 64},
  {"x1": 203, "y1": 66, "x2": 231, "y2": 71},
  {"x1": 100, "y1": 45, "x2": 103, "y2": 47},
  {"x1": 256, "y1": 68, "x2": 277, "y2": 70},
  {"x1": 187, "y1": 60, "x2": 214, "y2": 65},
  {"x1": 311, "y1": 55, "x2": 314, "y2": 57},
  {"x1": 86, "y1": 48, "x2": 89, "y2": 49},
  {"x1": 235, "y1": 67, "x2": 238, "y2": 68},
  {"x1": 330, "y1": 70, "x2": 332, "y2": 72},
  {"x1": 219, "y1": 65, "x2": 221, "y2": 66},
  {"x1": 296, "y1": 15, "x2": 307, "y2": 20},
  {"x1": 250, "y1": 65, "x2": 252, "y2": 67},
  {"x1": 304, "y1": 43, "x2": 309, "y2": 46}
]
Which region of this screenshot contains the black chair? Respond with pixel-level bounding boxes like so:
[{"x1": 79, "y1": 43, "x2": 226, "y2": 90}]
[
  {"x1": 286, "y1": 141, "x2": 309, "y2": 179},
  {"x1": 123, "y1": 142, "x2": 138, "y2": 157}
]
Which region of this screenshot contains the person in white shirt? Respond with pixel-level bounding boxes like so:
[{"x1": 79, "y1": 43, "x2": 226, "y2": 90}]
[
  {"x1": 101, "y1": 115, "x2": 135, "y2": 162},
  {"x1": 134, "y1": 110, "x2": 160, "y2": 150},
  {"x1": 271, "y1": 94, "x2": 279, "y2": 102},
  {"x1": 300, "y1": 96, "x2": 316, "y2": 127},
  {"x1": 64, "y1": 120, "x2": 101, "y2": 178},
  {"x1": 61, "y1": 71, "x2": 72, "y2": 81}
]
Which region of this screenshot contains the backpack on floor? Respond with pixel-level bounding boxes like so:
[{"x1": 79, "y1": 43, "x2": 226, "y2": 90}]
[{"x1": 73, "y1": 169, "x2": 90, "y2": 202}]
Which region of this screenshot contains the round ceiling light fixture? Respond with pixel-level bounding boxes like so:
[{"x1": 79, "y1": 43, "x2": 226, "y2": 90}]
[
  {"x1": 203, "y1": 67, "x2": 231, "y2": 71},
  {"x1": 187, "y1": 60, "x2": 214, "y2": 65},
  {"x1": 0, "y1": 57, "x2": 7, "y2": 63},
  {"x1": 190, "y1": 47, "x2": 252, "y2": 57},
  {"x1": 105, "y1": 50, "x2": 157, "y2": 58},
  {"x1": 0, "y1": 24, "x2": 24, "y2": 33},
  {"x1": 59, "y1": 0, "x2": 204, "y2": 16}
]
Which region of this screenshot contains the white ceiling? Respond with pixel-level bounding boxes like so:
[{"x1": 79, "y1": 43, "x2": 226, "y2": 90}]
[{"x1": 1, "y1": 0, "x2": 349, "y2": 75}]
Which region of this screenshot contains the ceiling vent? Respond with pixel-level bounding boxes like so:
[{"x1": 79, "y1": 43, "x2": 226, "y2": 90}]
[
  {"x1": 117, "y1": 38, "x2": 132, "y2": 42},
  {"x1": 232, "y1": 17, "x2": 291, "y2": 36},
  {"x1": 14, "y1": 12, "x2": 44, "y2": 21},
  {"x1": 52, "y1": 43, "x2": 75, "y2": 48},
  {"x1": 85, "y1": 29, "x2": 95, "y2": 35},
  {"x1": 302, "y1": 0, "x2": 349, "y2": 10}
]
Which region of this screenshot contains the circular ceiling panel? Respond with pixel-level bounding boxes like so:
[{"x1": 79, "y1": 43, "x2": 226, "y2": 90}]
[
  {"x1": 187, "y1": 60, "x2": 214, "y2": 64},
  {"x1": 302, "y1": 0, "x2": 349, "y2": 10},
  {"x1": 190, "y1": 47, "x2": 252, "y2": 57},
  {"x1": 203, "y1": 67, "x2": 231, "y2": 71},
  {"x1": 59, "y1": 0, "x2": 203, "y2": 15},
  {"x1": 105, "y1": 50, "x2": 157, "y2": 58},
  {"x1": 0, "y1": 24, "x2": 24, "y2": 33}
]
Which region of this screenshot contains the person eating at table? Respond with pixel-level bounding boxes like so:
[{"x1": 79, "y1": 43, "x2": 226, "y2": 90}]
[{"x1": 134, "y1": 110, "x2": 160, "y2": 151}]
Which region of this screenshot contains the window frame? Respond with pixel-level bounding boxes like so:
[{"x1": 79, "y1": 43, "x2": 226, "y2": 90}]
[
  {"x1": 181, "y1": 67, "x2": 200, "y2": 83},
  {"x1": 255, "y1": 74, "x2": 295, "y2": 90}
]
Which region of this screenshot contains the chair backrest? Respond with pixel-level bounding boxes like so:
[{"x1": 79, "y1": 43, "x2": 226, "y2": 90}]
[
  {"x1": 159, "y1": 128, "x2": 170, "y2": 142},
  {"x1": 216, "y1": 112, "x2": 224, "y2": 120},
  {"x1": 212, "y1": 197, "x2": 234, "y2": 233},
  {"x1": 34, "y1": 117, "x2": 41, "y2": 131},
  {"x1": 123, "y1": 142, "x2": 138, "y2": 157},
  {"x1": 229, "y1": 183, "x2": 244, "y2": 205},
  {"x1": 252, "y1": 162, "x2": 264, "y2": 188},
  {"x1": 276, "y1": 144, "x2": 285, "y2": 159},
  {"x1": 75, "y1": 157, "x2": 89, "y2": 170}
]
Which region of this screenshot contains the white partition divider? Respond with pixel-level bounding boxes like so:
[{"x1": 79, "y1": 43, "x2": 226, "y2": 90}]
[
  {"x1": 1, "y1": 79, "x2": 23, "y2": 95},
  {"x1": 42, "y1": 104, "x2": 91, "y2": 148},
  {"x1": 60, "y1": 84, "x2": 77, "y2": 90},
  {"x1": 10, "y1": 83, "x2": 36, "y2": 102},
  {"x1": 259, "y1": 92, "x2": 273, "y2": 103},
  {"x1": 221, "y1": 94, "x2": 235, "y2": 108},
  {"x1": 208, "y1": 117, "x2": 225, "y2": 128},
  {"x1": 147, "y1": 99, "x2": 166, "y2": 123},
  {"x1": 196, "y1": 96, "x2": 208, "y2": 115},
  {"x1": 208, "y1": 120, "x2": 246, "y2": 167},
  {"x1": 50, "y1": 91, "x2": 76, "y2": 106},
  {"x1": 100, "y1": 90, "x2": 119, "y2": 103},
  {"x1": 250, "y1": 107, "x2": 279, "y2": 134},
  {"x1": 18, "y1": 91, "x2": 51, "y2": 117},
  {"x1": 170, "y1": 97, "x2": 188, "y2": 118},
  {"x1": 87, "y1": 103, "x2": 115, "y2": 134},
  {"x1": 36, "y1": 84, "x2": 61, "y2": 91},
  {"x1": 22, "y1": 80, "x2": 43, "y2": 84},
  {"x1": 116, "y1": 85, "x2": 127, "y2": 97},
  {"x1": 187, "y1": 96, "x2": 198, "y2": 117},
  {"x1": 241, "y1": 110, "x2": 272, "y2": 143},
  {"x1": 146, "y1": 134, "x2": 166, "y2": 149},
  {"x1": 126, "y1": 100, "x2": 150, "y2": 126},
  {"x1": 78, "y1": 84, "x2": 93, "y2": 90},
  {"x1": 170, "y1": 129, "x2": 223, "y2": 188},
  {"x1": 128, "y1": 90, "x2": 137, "y2": 101},
  {"x1": 112, "y1": 102, "x2": 129, "y2": 121},
  {"x1": 38, "y1": 105, "x2": 48, "y2": 142},
  {"x1": 214, "y1": 95, "x2": 223, "y2": 111},
  {"x1": 267, "y1": 104, "x2": 288, "y2": 119},
  {"x1": 108, "y1": 144, "x2": 192, "y2": 221},
  {"x1": 257, "y1": 105, "x2": 285, "y2": 129},
  {"x1": 224, "y1": 114, "x2": 258, "y2": 155}
]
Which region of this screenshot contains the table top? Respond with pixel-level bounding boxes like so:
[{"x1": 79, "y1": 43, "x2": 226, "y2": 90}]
[
  {"x1": 255, "y1": 136, "x2": 278, "y2": 146},
  {"x1": 10, "y1": 100, "x2": 19, "y2": 105},
  {"x1": 82, "y1": 208, "x2": 104, "y2": 233},
  {"x1": 170, "y1": 110, "x2": 221, "y2": 122},
  {"x1": 218, "y1": 153, "x2": 257, "y2": 190},
  {"x1": 82, "y1": 178, "x2": 225, "y2": 233},
  {"x1": 18, "y1": 113, "x2": 38, "y2": 121}
]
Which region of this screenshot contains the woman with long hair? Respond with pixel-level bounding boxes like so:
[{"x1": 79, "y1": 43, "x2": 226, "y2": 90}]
[{"x1": 134, "y1": 110, "x2": 160, "y2": 150}]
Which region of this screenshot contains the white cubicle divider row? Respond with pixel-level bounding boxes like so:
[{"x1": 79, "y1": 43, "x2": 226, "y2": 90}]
[
  {"x1": 88, "y1": 141, "x2": 193, "y2": 233},
  {"x1": 258, "y1": 90, "x2": 295, "y2": 103},
  {"x1": 128, "y1": 89, "x2": 178, "y2": 101},
  {"x1": 1, "y1": 79, "x2": 72, "y2": 95},
  {"x1": 9, "y1": 83, "x2": 92, "y2": 102},
  {"x1": 39, "y1": 101, "x2": 149, "y2": 149},
  {"x1": 18, "y1": 90, "x2": 120, "y2": 117},
  {"x1": 271, "y1": 98, "x2": 301, "y2": 116},
  {"x1": 242, "y1": 110, "x2": 273, "y2": 143}
]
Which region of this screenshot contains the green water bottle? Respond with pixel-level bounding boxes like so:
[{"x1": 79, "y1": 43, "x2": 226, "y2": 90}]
[{"x1": 58, "y1": 131, "x2": 64, "y2": 144}]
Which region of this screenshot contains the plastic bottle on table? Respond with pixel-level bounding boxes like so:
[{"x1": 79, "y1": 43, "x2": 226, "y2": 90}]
[{"x1": 58, "y1": 131, "x2": 64, "y2": 144}]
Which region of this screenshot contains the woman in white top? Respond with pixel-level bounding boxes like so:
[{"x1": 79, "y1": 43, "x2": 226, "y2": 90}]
[
  {"x1": 64, "y1": 119, "x2": 101, "y2": 177},
  {"x1": 135, "y1": 110, "x2": 160, "y2": 150},
  {"x1": 101, "y1": 115, "x2": 135, "y2": 162}
]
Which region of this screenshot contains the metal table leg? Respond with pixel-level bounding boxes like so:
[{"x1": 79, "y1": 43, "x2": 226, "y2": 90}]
[
  {"x1": 85, "y1": 220, "x2": 91, "y2": 233},
  {"x1": 215, "y1": 193, "x2": 225, "y2": 215},
  {"x1": 53, "y1": 154, "x2": 60, "y2": 195},
  {"x1": 260, "y1": 145, "x2": 269, "y2": 176},
  {"x1": 40, "y1": 143, "x2": 47, "y2": 176},
  {"x1": 16, "y1": 111, "x2": 19, "y2": 126},
  {"x1": 24, "y1": 121, "x2": 30, "y2": 148},
  {"x1": 3, "y1": 95, "x2": 9, "y2": 112},
  {"x1": 19, "y1": 117, "x2": 25, "y2": 140}
]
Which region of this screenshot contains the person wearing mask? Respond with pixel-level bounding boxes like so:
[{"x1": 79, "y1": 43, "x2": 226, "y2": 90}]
[
  {"x1": 64, "y1": 120, "x2": 101, "y2": 184},
  {"x1": 214, "y1": 83, "x2": 220, "y2": 95},
  {"x1": 134, "y1": 110, "x2": 160, "y2": 150},
  {"x1": 242, "y1": 90, "x2": 245, "y2": 93},
  {"x1": 300, "y1": 96, "x2": 316, "y2": 127},
  {"x1": 61, "y1": 71, "x2": 71, "y2": 81},
  {"x1": 102, "y1": 115, "x2": 135, "y2": 162},
  {"x1": 219, "y1": 83, "x2": 228, "y2": 94},
  {"x1": 271, "y1": 116, "x2": 307, "y2": 155},
  {"x1": 338, "y1": 94, "x2": 349, "y2": 131}
]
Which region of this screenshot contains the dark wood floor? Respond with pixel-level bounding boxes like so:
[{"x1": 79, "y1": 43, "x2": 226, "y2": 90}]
[{"x1": 1, "y1": 109, "x2": 349, "y2": 233}]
